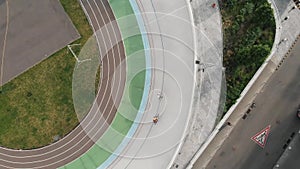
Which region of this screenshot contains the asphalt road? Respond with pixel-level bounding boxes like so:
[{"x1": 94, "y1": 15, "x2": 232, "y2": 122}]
[
  {"x1": 204, "y1": 39, "x2": 300, "y2": 169},
  {"x1": 275, "y1": 128, "x2": 300, "y2": 169},
  {"x1": 0, "y1": 0, "x2": 126, "y2": 168}
]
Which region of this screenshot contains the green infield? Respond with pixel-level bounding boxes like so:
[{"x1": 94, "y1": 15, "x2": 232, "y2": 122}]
[
  {"x1": 0, "y1": 0, "x2": 92, "y2": 149},
  {"x1": 60, "y1": 0, "x2": 148, "y2": 168}
]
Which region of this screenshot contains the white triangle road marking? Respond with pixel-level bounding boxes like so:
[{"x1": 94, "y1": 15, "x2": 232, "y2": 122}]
[{"x1": 251, "y1": 125, "x2": 271, "y2": 148}]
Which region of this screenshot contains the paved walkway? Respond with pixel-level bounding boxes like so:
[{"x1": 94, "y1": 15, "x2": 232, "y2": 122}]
[
  {"x1": 171, "y1": 0, "x2": 224, "y2": 168},
  {"x1": 189, "y1": 0, "x2": 300, "y2": 168}
]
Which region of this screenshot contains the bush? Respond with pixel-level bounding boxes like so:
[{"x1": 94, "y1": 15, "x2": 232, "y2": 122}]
[{"x1": 221, "y1": 0, "x2": 276, "y2": 113}]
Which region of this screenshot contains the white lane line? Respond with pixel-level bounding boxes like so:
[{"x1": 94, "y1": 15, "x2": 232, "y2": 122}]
[
  {"x1": 67, "y1": 44, "x2": 91, "y2": 64},
  {"x1": 0, "y1": 0, "x2": 9, "y2": 90},
  {"x1": 0, "y1": 1, "x2": 126, "y2": 168}
]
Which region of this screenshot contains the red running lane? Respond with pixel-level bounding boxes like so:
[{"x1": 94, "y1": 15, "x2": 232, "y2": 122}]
[{"x1": 0, "y1": 0, "x2": 126, "y2": 168}]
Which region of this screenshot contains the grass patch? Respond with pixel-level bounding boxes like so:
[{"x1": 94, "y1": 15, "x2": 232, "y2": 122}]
[
  {"x1": 220, "y1": 0, "x2": 276, "y2": 113},
  {"x1": 0, "y1": 0, "x2": 93, "y2": 149}
]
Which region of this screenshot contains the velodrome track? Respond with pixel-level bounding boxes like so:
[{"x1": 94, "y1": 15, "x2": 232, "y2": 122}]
[
  {"x1": 0, "y1": 0, "x2": 196, "y2": 168},
  {"x1": 0, "y1": 0, "x2": 126, "y2": 168},
  {"x1": 106, "y1": 1, "x2": 195, "y2": 168}
]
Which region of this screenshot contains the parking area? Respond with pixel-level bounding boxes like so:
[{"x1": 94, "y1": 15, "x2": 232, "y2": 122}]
[{"x1": 0, "y1": 0, "x2": 80, "y2": 85}]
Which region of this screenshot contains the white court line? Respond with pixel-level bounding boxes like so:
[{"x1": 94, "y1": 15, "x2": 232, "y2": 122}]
[{"x1": 0, "y1": 0, "x2": 9, "y2": 89}]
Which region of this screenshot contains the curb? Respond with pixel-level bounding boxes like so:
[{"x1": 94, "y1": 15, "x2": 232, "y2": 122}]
[
  {"x1": 186, "y1": 0, "x2": 283, "y2": 168},
  {"x1": 276, "y1": 33, "x2": 300, "y2": 70}
]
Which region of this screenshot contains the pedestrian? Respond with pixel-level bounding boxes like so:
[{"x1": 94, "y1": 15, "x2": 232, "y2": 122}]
[
  {"x1": 251, "y1": 102, "x2": 256, "y2": 108},
  {"x1": 212, "y1": 3, "x2": 216, "y2": 8},
  {"x1": 157, "y1": 92, "x2": 163, "y2": 99},
  {"x1": 284, "y1": 16, "x2": 289, "y2": 21},
  {"x1": 153, "y1": 116, "x2": 159, "y2": 124},
  {"x1": 288, "y1": 5, "x2": 296, "y2": 12}
]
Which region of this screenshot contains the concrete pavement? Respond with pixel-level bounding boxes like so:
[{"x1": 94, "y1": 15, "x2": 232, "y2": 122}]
[
  {"x1": 271, "y1": 0, "x2": 300, "y2": 65},
  {"x1": 171, "y1": 0, "x2": 224, "y2": 168},
  {"x1": 190, "y1": 0, "x2": 300, "y2": 168}
]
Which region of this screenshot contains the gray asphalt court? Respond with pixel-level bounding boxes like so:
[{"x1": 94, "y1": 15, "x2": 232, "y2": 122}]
[{"x1": 0, "y1": 0, "x2": 80, "y2": 85}]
